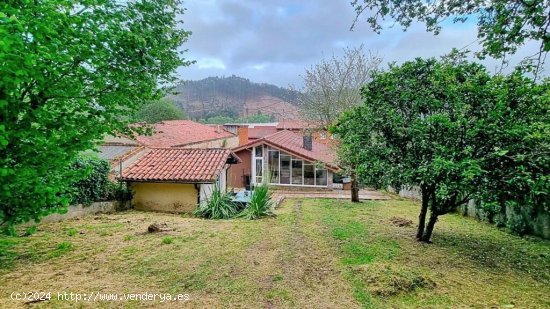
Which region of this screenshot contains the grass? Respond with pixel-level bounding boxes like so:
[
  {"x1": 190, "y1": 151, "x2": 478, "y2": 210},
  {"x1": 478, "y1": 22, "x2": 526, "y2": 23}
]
[{"x1": 0, "y1": 199, "x2": 549, "y2": 308}]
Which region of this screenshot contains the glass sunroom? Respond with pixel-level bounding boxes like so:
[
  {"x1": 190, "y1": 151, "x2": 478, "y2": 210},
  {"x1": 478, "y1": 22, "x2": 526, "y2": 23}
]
[{"x1": 251, "y1": 145, "x2": 330, "y2": 187}]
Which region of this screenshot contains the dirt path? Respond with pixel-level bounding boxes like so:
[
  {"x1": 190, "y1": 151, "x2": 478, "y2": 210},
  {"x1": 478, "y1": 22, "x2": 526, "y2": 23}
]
[{"x1": 237, "y1": 199, "x2": 359, "y2": 308}]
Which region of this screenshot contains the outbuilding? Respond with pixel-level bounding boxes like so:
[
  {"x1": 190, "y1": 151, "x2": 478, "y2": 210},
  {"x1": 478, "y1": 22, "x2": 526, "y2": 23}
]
[{"x1": 120, "y1": 148, "x2": 240, "y2": 213}]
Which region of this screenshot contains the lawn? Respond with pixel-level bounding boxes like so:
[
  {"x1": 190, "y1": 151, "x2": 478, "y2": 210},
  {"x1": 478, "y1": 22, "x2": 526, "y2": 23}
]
[{"x1": 1, "y1": 198, "x2": 550, "y2": 308}]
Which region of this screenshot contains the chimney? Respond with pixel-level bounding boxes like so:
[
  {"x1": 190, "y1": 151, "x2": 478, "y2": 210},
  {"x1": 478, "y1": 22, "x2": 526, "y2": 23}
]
[
  {"x1": 303, "y1": 134, "x2": 313, "y2": 151},
  {"x1": 237, "y1": 126, "x2": 249, "y2": 146}
]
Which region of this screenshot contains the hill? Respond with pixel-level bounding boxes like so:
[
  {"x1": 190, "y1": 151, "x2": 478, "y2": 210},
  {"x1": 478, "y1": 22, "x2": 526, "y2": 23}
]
[{"x1": 168, "y1": 75, "x2": 301, "y2": 122}]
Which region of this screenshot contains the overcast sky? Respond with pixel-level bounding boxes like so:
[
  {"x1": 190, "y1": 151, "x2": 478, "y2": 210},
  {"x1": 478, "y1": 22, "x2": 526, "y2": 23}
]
[{"x1": 177, "y1": 0, "x2": 548, "y2": 88}]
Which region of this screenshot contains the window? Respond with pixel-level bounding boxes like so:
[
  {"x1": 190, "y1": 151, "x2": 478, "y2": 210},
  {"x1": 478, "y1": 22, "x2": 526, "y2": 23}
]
[
  {"x1": 315, "y1": 169, "x2": 327, "y2": 186},
  {"x1": 268, "y1": 150, "x2": 280, "y2": 183},
  {"x1": 255, "y1": 146, "x2": 263, "y2": 158},
  {"x1": 255, "y1": 158, "x2": 263, "y2": 184},
  {"x1": 280, "y1": 154, "x2": 291, "y2": 184},
  {"x1": 292, "y1": 160, "x2": 303, "y2": 185},
  {"x1": 304, "y1": 164, "x2": 315, "y2": 185}
]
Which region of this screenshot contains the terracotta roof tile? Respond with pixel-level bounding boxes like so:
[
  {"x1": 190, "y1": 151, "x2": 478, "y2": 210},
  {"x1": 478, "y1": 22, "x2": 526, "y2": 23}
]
[
  {"x1": 235, "y1": 130, "x2": 338, "y2": 170},
  {"x1": 135, "y1": 120, "x2": 235, "y2": 147},
  {"x1": 121, "y1": 148, "x2": 240, "y2": 182}
]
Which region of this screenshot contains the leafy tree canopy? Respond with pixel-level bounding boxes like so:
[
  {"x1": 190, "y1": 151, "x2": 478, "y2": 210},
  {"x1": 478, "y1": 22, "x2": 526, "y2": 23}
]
[
  {"x1": 351, "y1": 0, "x2": 550, "y2": 74},
  {"x1": 333, "y1": 57, "x2": 549, "y2": 242},
  {"x1": 0, "y1": 0, "x2": 191, "y2": 232},
  {"x1": 135, "y1": 99, "x2": 185, "y2": 124}
]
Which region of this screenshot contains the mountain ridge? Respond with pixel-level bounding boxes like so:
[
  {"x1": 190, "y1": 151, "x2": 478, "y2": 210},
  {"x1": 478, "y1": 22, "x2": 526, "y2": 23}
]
[{"x1": 168, "y1": 75, "x2": 301, "y2": 121}]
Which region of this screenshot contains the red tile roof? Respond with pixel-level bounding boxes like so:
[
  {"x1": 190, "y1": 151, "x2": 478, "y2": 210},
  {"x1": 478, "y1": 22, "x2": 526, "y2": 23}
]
[
  {"x1": 135, "y1": 120, "x2": 235, "y2": 147},
  {"x1": 235, "y1": 130, "x2": 339, "y2": 170},
  {"x1": 120, "y1": 148, "x2": 240, "y2": 182}
]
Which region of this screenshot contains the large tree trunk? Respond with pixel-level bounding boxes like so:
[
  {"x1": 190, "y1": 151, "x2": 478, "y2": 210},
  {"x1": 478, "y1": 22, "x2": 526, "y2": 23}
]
[
  {"x1": 350, "y1": 171, "x2": 359, "y2": 203},
  {"x1": 416, "y1": 186, "x2": 429, "y2": 240},
  {"x1": 421, "y1": 210, "x2": 439, "y2": 243}
]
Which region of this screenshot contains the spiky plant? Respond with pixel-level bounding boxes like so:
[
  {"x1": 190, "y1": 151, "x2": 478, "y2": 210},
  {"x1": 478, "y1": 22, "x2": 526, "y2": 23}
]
[
  {"x1": 193, "y1": 185, "x2": 238, "y2": 219},
  {"x1": 238, "y1": 184, "x2": 274, "y2": 220}
]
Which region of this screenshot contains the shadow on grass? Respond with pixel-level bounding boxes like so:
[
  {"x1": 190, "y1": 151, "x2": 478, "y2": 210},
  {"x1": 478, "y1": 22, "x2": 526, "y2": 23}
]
[{"x1": 433, "y1": 225, "x2": 550, "y2": 283}]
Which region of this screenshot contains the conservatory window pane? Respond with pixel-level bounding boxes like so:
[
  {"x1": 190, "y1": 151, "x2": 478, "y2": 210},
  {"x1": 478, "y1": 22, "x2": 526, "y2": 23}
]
[
  {"x1": 280, "y1": 154, "x2": 291, "y2": 184},
  {"x1": 255, "y1": 146, "x2": 263, "y2": 157},
  {"x1": 315, "y1": 169, "x2": 327, "y2": 186},
  {"x1": 255, "y1": 159, "x2": 263, "y2": 184},
  {"x1": 268, "y1": 150, "x2": 279, "y2": 183},
  {"x1": 292, "y1": 160, "x2": 303, "y2": 185},
  {"x1": 304, "y1": 164, "x2": 315, "y2": 185}
]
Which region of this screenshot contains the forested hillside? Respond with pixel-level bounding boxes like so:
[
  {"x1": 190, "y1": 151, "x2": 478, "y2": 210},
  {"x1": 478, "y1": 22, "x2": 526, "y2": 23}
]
[{"x1": 168, "y1": 75, "x2": 300, "y2": 122}]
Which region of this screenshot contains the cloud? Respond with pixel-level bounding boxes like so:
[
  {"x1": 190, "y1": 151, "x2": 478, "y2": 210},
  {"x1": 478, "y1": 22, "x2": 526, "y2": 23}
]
[
  {"x1": 196, "y1": 58, "x2": 226, "y2": 70},
  {"x1": 177, "y1": 0, "x2": 549, "y2": 87}
]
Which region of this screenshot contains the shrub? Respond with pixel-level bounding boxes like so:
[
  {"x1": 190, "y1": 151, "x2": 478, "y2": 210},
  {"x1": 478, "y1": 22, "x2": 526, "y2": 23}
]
[
  {"x1": 162, "y1": 237, "x2": 173, "y2": 245},
  {"x1": 238, "y1": 184, "x2": 274, "y2": 220},
  {"x1": 69, "y1": 156, "x2": 110, "y2": 205},
  {"x1": 105, "y1": 181, "x2": 132, "y2": 202},
  {"x1": 194, "y1": 186, "x2": 238, "y2": 219}
]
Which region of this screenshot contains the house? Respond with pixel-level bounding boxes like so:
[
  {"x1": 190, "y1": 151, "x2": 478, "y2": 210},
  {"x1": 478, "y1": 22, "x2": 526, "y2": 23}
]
[
  {"x1": 276, "y1": 119, "x2": 336, "y2": 144},
  {"x1": 228, "y1": 130, "x2": 339, "y2": 190},
  {"x1": 135, "y1": 120, "x2": 239, "y2": 148},
  {"x1": 96, "y1": 135, "x2": 147, "y2": 180},
  {"x1": 97, "y1": 120, "x2": 240, "y2": 179},
  {"x1": 120, "y1": 148, "x2": 240, "y2": 213}
]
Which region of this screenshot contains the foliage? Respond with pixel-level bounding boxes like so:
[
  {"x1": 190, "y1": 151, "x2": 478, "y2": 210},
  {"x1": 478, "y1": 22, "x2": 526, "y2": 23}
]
[
  {"x1": 351, "y1": 0, "x2": 550, "y2": 75},
  {"x1": 162, "y1": 237, "x2": 173, "y2": 245},
  {"x1": 202, "y1": 115, "x2": 235, "y2": 124},
  {"x1": 239, "y1": 112, "x2": 274, "y2": 123},
  {"x1": 238, "y1": 184, "x2": 274, "y2": 220},
  {"x1": 105, "y1": 181, "x2": 132, "y2": 202},
  {"x1": 201, "y1": 113, "x2": 275, "y2": 124},
  {"x1": 333, "y1": 57, "x2": 549, "y2": 242},
  {"x1": 296, "y1": 45, "x2": 381, "y2": 130},
  {"x1": 194, "y1": 186, "x2": 238, "y2": 219},
  {"x1": 134, "y1": 99, "x2": 185, "y2": 124},
  {"x1": 69, "y1": 156, "x2": 110, "y2": 205},
  {"x1": 0, "y1": 0, "x2": 191, "y2": 231}
]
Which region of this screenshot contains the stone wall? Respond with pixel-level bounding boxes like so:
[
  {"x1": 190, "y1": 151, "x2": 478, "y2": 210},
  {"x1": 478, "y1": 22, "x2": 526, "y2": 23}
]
[
  {"x1": 40, "y1": 201, "x2": 127, "y2": 223},
  {"x1": 458, "y1": 201, "x2": 550, "y2": 239},
  {"x1": 394, "y1": 186, "x2": 550, "y2": 239}
]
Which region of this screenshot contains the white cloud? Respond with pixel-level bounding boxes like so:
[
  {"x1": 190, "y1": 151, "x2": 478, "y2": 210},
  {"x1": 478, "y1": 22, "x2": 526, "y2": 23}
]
[
  {"x1": 178, "y1": 0, "x2": 549, "y2": 86},
  {"x1": 197, "y1": 58, "x2": 226, "y2": 70}
]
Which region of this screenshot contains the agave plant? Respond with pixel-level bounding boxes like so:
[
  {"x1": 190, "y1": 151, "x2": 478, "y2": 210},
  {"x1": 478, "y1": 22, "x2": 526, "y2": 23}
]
[
  {"x1": 194, "y1": 185, "x2": 238, "y2": 219},
  {"x1": 238, "y1": 184, "x2": 274, "y2": 220}
]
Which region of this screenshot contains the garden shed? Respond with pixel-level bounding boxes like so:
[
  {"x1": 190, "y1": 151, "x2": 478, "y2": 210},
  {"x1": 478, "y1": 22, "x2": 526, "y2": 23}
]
[{"x1": 120, "y1": 148, "x2": 240, "y2": 213}]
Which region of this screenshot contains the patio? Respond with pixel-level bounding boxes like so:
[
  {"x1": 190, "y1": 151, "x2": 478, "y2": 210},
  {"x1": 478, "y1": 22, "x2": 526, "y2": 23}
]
[{"x1": 272, "y1": 188, "x2": 390, "y2": 201}]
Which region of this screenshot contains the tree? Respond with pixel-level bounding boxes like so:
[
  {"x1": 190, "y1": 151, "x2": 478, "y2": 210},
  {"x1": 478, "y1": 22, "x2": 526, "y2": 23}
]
[
  {"x1": 297, "y1": 45, "x2": 382, "y2": 129},
  {"x1": 238, "y1": 112, "x2": 274, "y2": 123},
  {"x1": 0, "y1": 0, "x2": 191, "y2": 232},
  {"x1": 135, "y1": 99, "x2": 185, "y2": 124},
  {"x1": 351, "y1": 0, "x2": 550, "y2": 76},
  {"x1": 332, "y1": 58, "x2": 549, "y2": 242},
  {"x1": 297, "y1": 45, "x2": 381, "y2": 202}
]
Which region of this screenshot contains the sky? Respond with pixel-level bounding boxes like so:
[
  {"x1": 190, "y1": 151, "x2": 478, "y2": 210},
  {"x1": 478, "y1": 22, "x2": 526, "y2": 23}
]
[{"x1": 177, "y1": 0, "x2": 548, "y2": 88}]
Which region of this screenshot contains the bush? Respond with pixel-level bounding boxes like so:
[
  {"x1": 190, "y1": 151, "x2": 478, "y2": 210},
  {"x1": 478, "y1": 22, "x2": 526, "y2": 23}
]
[
  {"x1": 194, "y1": 186, "x2": 238, "y2": 219},
  {"x1": 69, "y1": 156, "x2": 110, "y2": 205},
  {"x1": 238, "y1": 184, "x2": 274, "y2": 220},
  {"x1": 69, "y1": 156, "x2": 132, "y2": 205},
  {"x1": 105, "y1": 181, "x2": 132, "y2": 202}
]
